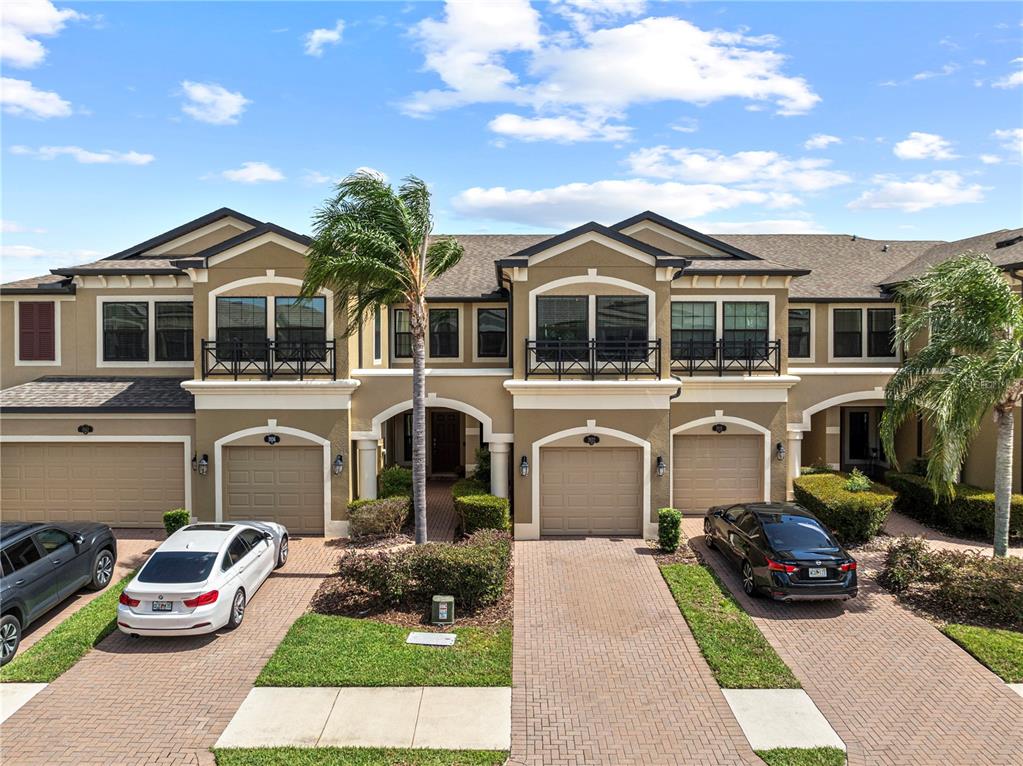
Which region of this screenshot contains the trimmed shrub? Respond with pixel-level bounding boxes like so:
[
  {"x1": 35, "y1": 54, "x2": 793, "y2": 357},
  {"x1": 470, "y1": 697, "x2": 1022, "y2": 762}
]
[
  {"x1": 885, "y1": 472, "x2": 1023, "y2": 542},
  {"x1": 793, "y1": 472, "x2": 895, "y2": 545},
  {"x1": 658, "y1": 508, "x2": 682, "y2": 553},
  {"x1": 378, "y1": 465, "x2": 413, "y2": 498},
  {"x1": 454, "y1": 493, "x2": 510, "y2": 534},
  {"x1": 348, "y1": 496, "x2": 410, "y2": 538},
  {"x1": 452, "y1": 478, "x2": 488, "y2": 499},
  {"x1": 472, "y1": 447, "x2": 491, "y2": 484},
  {"x1": 879, "y1": 536, "x2": 1023, "y2": 630},
  {"x1": 844, "y1": 468, "x2": 872, "y2": 492},
  {"x1": 337, "y1": 530, "x2": 511, "y2": 611},
  {"x1": 163, "y1": 508, "x2": 190, "y2": 536}
]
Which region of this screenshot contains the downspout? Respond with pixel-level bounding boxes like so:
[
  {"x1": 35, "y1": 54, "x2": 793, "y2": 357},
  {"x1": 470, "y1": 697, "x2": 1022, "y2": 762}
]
[{"x1": 668, "y1": 267, "x2": 686, "y2": 400}]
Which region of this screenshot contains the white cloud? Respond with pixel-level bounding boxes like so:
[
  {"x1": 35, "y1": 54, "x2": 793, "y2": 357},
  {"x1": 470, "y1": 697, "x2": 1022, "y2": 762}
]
[
  {"x1": 0, "y1": 246, "x2": 103, "y2": 283},
  {"x1": 488, "y1": 113, "x2": 630, "y2": 142},
  {"x1": 304, "y1": 19, "x2": 344, "y2": 57},
  {"x1": 302, "y1": 170, "x2": 337, "y2": 185},
  {"x1": 0, "y1": 220, "x2": 46, "y2": 233},
  {"x1": 892, "y1": 131, "x2": 957, "y2": 160},
  {"x1": 0, "y1": 244, "x2": 47, "y2": 258},
  {"x1": 10, "y1": 144, "x2": 154, "y2": 164},
  {"x1": 993, "y1": 58, "x2": 1023, "y2": 89},
  {"x1": 217, "y1": 161, "x2": 285, "y2": 183},
  {"x1": 993, "y1": 128, "x2": 1023, "y2": 156},
  {"x1": 979, "y1": 154, "x2": 1002, "y2": 165},
  {"x1": 0, "y1": 76, "x2": 71, "y2": 118},
  {"x1": 671, "y1": 117, "x2": 699, "y2": 133},
  {"x1": 0, "y1": 0, "x2": 83, "y2": 69},
  {"x1": 180, "y1": 80, "x2": 249, "y2": 125},
  {"x1": 804, "y1": 133, "x2": 841, "y2": 150},
  {"x1": 848, "y1": 171, "x2": 986, "y2": 213},
  {"x1": 550, "y1": 0, "x2": 647, "y2": 33},
  {"x1": 625, "y1": 146, "x2": 851, "y2": 191},
  {"x1": 354, "y1": 166, "x2": 388, "y2": 181},
  {"x1": 702, "y1": 219, "x2": 827, "y2": 234},
  {"x1": 911, "y1": 63, "x2": 959, "y2": 81},
  {"x1": 452, "y1": 178, "x2": 799, "y2": 229}
]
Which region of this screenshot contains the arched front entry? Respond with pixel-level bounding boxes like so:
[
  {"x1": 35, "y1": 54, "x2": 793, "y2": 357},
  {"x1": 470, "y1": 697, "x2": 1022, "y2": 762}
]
[{"x1": 790, "y1": 387, "x2": 890, "y2": 479}]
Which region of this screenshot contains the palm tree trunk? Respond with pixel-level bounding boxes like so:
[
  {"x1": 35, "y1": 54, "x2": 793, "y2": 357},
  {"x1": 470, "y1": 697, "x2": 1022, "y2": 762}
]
[
  {"x1": 993, "y1": 406, "x2": 1013, "y2": 557},
  {"x1": 411, "y1": 303, "x2": 428, "y2": 545}
]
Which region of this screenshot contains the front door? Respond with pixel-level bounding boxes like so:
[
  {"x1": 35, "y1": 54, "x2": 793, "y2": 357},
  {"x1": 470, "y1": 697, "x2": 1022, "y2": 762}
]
[{"x1": 430, "y1": 411, "x2": 460, "y2": 475}]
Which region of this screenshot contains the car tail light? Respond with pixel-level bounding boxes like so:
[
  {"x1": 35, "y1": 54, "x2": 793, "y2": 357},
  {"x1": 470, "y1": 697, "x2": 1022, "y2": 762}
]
[
  {"x1": 119, "y1": 592, "x2": 140, "y2": 607},
  {"x1": 183, "y1": 590, "x2": 219, "y2": 608},
  {"x1": 839, "y1": 561, "x2": 857, "y2": 572},
  {"x1": 767, "y1": 559, "x2": 799, "y2": 573}
]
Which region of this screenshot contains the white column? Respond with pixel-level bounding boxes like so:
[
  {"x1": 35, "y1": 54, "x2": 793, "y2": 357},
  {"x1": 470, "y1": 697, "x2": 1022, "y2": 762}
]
[
  {"x1": 787, "y1": 432, "x2": 803, "y2": 500},
  {"x1": 357, "y1": 438, "x2": 379, "y2": 500},
  {"x1": 489, "y1": 442, "x2": 510, "y2": 499}
]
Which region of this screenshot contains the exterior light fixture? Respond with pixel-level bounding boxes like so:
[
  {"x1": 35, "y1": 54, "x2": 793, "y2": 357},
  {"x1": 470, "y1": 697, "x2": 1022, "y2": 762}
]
[
  {"x1": 712, "y1": 423, "x2": 727, "y2": 434},
  {"x1": 77, "y1": 424, "x2": 94, "y2": 435},
  {"x1": 656, "y1": 456, "x2": 666, "y2": 477},
  {"x1": 519, "y1": 456, "x2": 529, "y2": 477},
  {"x1": 775, "y1": 442, "x2": 787, "y2": 462},
  {"x1": 197, "y1": 454, "x2": 209, "y2": 476},
  {"x1": 333, "y1": 454, "x2": 344, "y2": 475},
  {"x1": 583, "y1": 434, "x2": 600, "y2": 446},
  {"x1": 191, "y1": 454, "x2": 198, "y2": 472}
]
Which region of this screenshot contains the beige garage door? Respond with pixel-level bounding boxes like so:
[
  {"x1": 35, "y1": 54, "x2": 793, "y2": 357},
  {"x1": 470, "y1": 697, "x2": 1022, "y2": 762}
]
[
  {"x1": 673, "y1": 434, "x2": 763, "y2": 514},
  {"x1": 0, "y1": 442, "x2": 184, "y2": 527},
  {"x1": 540, "y1": 447, "x2": 642, "y2": 535},
  {"x1": 223, "y1": 446, "x2": 323, "y2": 534}
]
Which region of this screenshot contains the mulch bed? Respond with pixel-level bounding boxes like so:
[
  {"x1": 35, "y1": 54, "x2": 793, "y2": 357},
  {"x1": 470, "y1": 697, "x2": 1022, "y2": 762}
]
[{"x1": 647, "y1": 537, "x2": 700, "y2": 566}]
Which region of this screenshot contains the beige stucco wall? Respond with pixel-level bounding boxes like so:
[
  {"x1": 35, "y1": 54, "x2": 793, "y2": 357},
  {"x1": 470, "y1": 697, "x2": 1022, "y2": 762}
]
[
  {"x1": 787, "y1": 372, "x2": 892, "y2": 428},
  {"x1": 962, "y1": 409, "x2": 1023, "y2": 493},
  {"x1": 383, "y1": 302, "x2": 511, "y2": 370}
]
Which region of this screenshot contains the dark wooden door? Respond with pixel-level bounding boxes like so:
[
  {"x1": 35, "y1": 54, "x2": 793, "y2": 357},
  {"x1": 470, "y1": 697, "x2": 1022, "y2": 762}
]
[{"x1": 431, "y1": 411, "x2": 460, "y2": 474}]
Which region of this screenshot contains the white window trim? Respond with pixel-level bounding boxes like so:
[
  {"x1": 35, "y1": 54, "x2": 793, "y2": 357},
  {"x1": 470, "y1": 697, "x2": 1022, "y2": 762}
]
[
  {"x1": 787, "y1": 303, "x2": 815, "y2": 363},
  {"x1": 390, "y1": 306, "x2": 411, "y2": 364},
  {"x1": 427, "y1": 304, "x2": 463, "y2": 362},
  {"x1": 827, "y1": 303, "x2": 901, "y2": 363},
  {"x1": 669, "y1": 295, "x2": 777, "y2": 344},
  {"x1": 472, "y1": 303, "x2": 509, "y2": 364},
  {"x1": 13, "y1": 297, "x2": 68, "y2": 367},
  {"x1": 530, "y1": 275, "x2": 656, "y2": 340},
  {"x1": 96, "y1": 295, "x2": 194, "y2": 368},
  {"x1": 207, "y1": 275, "x2": 334, "y2": 341}
]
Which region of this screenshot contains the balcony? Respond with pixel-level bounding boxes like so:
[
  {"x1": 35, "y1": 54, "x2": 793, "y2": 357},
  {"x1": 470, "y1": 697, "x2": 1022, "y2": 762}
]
[
  {"x1": 201, "y1": 339, "x2": 336, "y2": 380},
  {"x1": 671, "y1": 338, "x2": 781, "y2": 376},
  {"x1": 525, "y1": 339, "x2": 661, "y2": 380}
]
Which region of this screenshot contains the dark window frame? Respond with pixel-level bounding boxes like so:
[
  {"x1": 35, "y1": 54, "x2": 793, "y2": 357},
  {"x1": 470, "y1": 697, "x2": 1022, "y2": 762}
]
[
  {"x1": 476, "y1": 307, "x2": 508, "y2": 358},
  {"x1": 373, "y1": 305, "x2": 382, "y2": 361},
  {"x1": 102, "y1": 301, "x2": 149, "y2": 362},
  {"x1": 788, "y1": 307, "x2": 812, "y2": 359},
  {"x1": 722, "y1": 301, "x2": 770, "y2": 360},
  {"x1": 832, "y1": 308, "x2": 863, "y2": 358},
  {"x1": 155, "y1": 301, "x2": 194, "y2": 362},
  {"x1": 392, "y1": 307, "x2": 412, "y2": 359},
  {"x1": 215, "y1": 296, "x2": 268, "y2": 358},
  {"x1": 403, "y1": 412, "x2": 413, "y2": 461},
  {"x1": 672, "y1": 301, "x2": 717, "y2": 360},
  {"x1": 428, "y1": 307, "x2": 459, "y2": 359},
  {"x1": 275, "y1": 296, "x2": 327, "y2": 360},
  {"x1": 867, "y1": 307, "x2": 897, "y2": 359}
]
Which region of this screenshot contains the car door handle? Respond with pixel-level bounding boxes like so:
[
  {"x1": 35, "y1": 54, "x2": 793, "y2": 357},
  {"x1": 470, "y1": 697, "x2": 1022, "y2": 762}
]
[
  {"x1": 14, "y1": 579, "x2": 25, "y2": 586},
  {"x1": 51, "y1": 559, "x2": 61, "y2": 565}
]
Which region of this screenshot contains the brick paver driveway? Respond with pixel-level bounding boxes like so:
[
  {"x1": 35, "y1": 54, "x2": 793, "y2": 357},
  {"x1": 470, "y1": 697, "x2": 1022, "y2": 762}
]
[
  {"x1": 1, "y1": 536, "x2": 335, "y2": 766},
  {"x1": 512, "y1": 537, "x2": 759, "y2": 766},
  {"x1": 683, "y1": 519, "x2": 1023, "y2": 766}
]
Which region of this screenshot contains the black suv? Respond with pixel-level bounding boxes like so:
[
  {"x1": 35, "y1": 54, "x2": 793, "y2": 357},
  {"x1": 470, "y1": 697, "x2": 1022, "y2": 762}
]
[{"x1": 1, "y1": 522, "x2": 117, "y2": 665}]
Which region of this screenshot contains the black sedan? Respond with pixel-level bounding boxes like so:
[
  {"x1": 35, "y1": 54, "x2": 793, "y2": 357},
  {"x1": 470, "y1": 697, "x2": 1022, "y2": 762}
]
[
  {"x1": 1, "y1": 522, "x2": 118, "y2": 665},
  {"x1": 703, "y1": 502, "x2": 857, "y2": 601}
]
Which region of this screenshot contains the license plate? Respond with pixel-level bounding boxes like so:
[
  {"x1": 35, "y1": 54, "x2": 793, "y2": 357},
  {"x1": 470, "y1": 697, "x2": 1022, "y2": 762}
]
[
  {"x1": 152, "y1": 601, "x2": 173, "y2": 611},
  {"x1": 808, "y1": 567, "x2": 827, "y2": 578}
]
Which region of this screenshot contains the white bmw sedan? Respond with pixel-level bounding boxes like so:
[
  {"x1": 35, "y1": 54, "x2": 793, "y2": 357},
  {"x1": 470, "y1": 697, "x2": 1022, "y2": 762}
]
[{"x1": 117, "y1": 521, "x2": 288, "y2": 637}]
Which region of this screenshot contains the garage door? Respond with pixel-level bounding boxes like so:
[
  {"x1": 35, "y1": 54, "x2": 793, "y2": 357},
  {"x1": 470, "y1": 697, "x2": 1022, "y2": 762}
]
[
  {"x1": 0, "y1": 442, "x2": 185, "y2": 527},
  {"x1": 223, "y1": 446, "x2": 323, "y2": 534},
  {"x1": 673, "y1": 434, "x2": 762, "y2": 514},
  {"x1": 540, "y1": 447, "x2": 642, "y2": 535}
]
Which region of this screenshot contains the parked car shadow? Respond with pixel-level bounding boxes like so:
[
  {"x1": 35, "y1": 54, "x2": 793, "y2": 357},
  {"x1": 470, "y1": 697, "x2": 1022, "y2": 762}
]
[{"x1": 97, "y1": 630, "x2": 220, "y2": 655}]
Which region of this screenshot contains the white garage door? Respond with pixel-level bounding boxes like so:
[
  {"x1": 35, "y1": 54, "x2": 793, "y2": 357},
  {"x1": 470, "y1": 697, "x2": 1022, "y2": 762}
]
[
  {"x1": 540, "y1": 447, "x2": 642, "y2": 535},
  {"x1": 223, "y1": 446, "x2": 324, "y2": 534},
  {"x1": 0, "y1": 442, "x2": 185, "y2": 527},
  {"x1": 673, "y1": 434, "x2": 763, "y2": 514}
]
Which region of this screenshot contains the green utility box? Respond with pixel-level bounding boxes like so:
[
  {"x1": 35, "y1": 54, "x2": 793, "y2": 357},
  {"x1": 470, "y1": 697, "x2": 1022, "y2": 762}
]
[{"x1": 432, "y1": 595, "x2": 455, "y2": 625}]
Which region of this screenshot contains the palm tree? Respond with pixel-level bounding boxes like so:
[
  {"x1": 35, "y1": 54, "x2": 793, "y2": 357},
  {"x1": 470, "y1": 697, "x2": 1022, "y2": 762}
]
[
  {"x1": 302, "y1": 171, "x2": 464, "y2": 544},
  {"x1": 880, "y1": 252, "x2": 1023, "y2": 556}
]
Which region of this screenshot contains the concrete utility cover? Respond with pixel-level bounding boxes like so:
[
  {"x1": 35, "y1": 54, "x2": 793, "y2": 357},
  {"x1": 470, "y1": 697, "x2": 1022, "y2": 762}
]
[{"x1": 407, "y1": 631, "x2": 456, "y2": 646}]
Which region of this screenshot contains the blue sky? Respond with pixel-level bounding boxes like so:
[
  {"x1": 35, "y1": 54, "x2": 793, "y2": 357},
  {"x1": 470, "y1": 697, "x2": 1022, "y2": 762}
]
[{"x1": 2, "y1": 0, "x2": 1021, "y2": 282}]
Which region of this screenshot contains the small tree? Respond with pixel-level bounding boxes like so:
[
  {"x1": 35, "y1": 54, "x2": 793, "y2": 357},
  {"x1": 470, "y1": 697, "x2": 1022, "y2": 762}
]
[{"x1": 881, "y1": 252, "x2": 1023, "y2": 556}]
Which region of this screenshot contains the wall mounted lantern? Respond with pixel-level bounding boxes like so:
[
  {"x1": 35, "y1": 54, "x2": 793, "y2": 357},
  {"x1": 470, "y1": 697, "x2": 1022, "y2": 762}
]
[
  {"x1": 333, "y1": 454, "x2": 344, "y2": 475},
  {"x1": 712, "y1": 423, "x2": 727, "y2": 434},
  {"x1": 656, "y1": 456, "x2": 666, "y2": 477},
  {"x1": 583, "y1": 434, "x2": 600, "y2": 446},
  {"x1": 775, "y1": 442, "x2": 787, "y2": 462},
  {"x1": 519, "y1": 456, "x2": 529, "y2": 477},
  {"x1": 197, "y1": 454, "x2": 209, "y2": 476},
  {"x1": 77, "y1": 424, "x2": 94, "y2": 435}
]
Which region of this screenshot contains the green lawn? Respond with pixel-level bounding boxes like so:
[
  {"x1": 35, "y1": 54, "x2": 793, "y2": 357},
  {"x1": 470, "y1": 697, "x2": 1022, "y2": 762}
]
[
  {"x1": 756, "y1": 747, "x2": 847, "y2": 766},
  {"x1": 0, "y1": 574, "x2": 131, "y2": 683},
  {"x1": 660, "y1": 563, "x2": 800, "y2": 689},
  {"x1": 943, "y1": 623, "x2": 1023, "y2": 683},
  {"x1": 256, "y1": 614, "x2": 511, "y2": 687},
  {"x1": 213, "y1": 748, "x2": 507, "y2": 766}
]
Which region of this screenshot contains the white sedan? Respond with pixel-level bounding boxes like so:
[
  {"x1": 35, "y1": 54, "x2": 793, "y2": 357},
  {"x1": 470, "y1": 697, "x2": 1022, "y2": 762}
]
[{"x1": 117, "y1": 521, "x2": 288, "y2": 637}]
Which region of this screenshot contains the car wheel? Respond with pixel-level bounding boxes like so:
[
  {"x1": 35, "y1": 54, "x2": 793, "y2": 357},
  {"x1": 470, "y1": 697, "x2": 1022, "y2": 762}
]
[
  {"x1": 0, "y1": 614, "x2": 21, "y2": 667},
  {"x1": 274, "y1": 535, "x2": 289, "y2": 569},
  {"x1": 703, "y1": 519, "x2": 716, "y2": 550},
  {"x1": 226, "y1": 589, "x2": 246, "y2": 630},
  {"x1": 741, "y1": 560, "x2": 759, "y2": 597},
  {"x1": 88, "y1": 548, "x2": 115, "y2": 591}
]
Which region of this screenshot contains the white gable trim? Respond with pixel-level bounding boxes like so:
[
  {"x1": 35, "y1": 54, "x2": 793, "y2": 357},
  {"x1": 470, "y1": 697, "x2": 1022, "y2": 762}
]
[
  {"x1": 618, "y1": 221, "x2": 729, "y2": 258},
  {"x1": 527, "y1": 231, "x2": 657, "y2": 266},
  {"x1": 145, "y1": 217, "x2": 256, "y2": 256},
  {"x1": 206, "y1": 232, "x2": 309, "y2": 267}
]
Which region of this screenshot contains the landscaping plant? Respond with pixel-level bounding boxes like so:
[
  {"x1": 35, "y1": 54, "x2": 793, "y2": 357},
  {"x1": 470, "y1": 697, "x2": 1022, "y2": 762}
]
[
  {"x1": 472, "y1": 446, "x2": 491, "y2": 484},
  {"x1": 658, "y1": 507, "x2": 682, "y2": 552},
  {"x1": 880, "y1": 252, "x2": 1023, "y2": 556},
  {"x1": 793, "y1": 472, "x2": 894, "y2": 545},
  {"x1": 378, "y1": 465, "x2": 413, "y2": 498},
  {"x1": 348, "y1": 496, "x2": 411, "y2": 538},
  {"x1": 163, "y1": 508, "x2": 190, "y2": 536},
  {"x1": 843, "y1": 468, "x2": 872, "y2": 492},
  {"x1": 453, "y1": 493, "x2": 510, "y2": 534}
]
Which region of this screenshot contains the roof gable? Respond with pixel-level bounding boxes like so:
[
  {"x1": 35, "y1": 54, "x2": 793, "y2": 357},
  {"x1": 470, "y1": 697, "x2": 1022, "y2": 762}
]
[
  {"x1": 501, "y1": 221, "x2": 685, "y2": 267},
  {"x1": 611, "y1": 211, "x2": 760, "y2": 260},
  {"x1": 104, "y1": 208, "x2": 263, "y2": 260}
]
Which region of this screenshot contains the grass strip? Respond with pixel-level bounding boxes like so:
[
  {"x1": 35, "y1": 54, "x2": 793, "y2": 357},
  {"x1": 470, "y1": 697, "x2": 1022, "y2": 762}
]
[
  {"x1": 756, "y1": 747, "x2": 847, "y2": 766},
  {"x1": 0, "y1": 574, "x2": 131, "y2": 683},
  {"x1": 943, "y1": 623, "x2": 1023, "y2": 683},
  {"x1": 255, "y1": 614, "x2": 511, "y2": 687},
  {"x1": 213, "y1": 748, "x2": 508, "y2": 766},
  {"x1": 660, "y1": 563, "x2": 800, "y2": 689}
]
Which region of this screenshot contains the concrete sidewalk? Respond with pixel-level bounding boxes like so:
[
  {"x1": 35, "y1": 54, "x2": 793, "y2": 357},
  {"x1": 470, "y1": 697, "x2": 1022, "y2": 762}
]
[{"x1": 215, "y1": 687, "x2": 511, "y2": 751}]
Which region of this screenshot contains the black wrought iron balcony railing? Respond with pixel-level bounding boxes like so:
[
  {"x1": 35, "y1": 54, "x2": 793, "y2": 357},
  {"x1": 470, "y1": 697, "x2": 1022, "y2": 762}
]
[
  {"x1": 670, "y1": 338, "x2": 782, "y2": 376},
  {"x1": 525, "y1": 339, "x2": 661, "y2": 380},
  {"x1": 201, "y1": 339, "x2": 336, "y2": 380}
]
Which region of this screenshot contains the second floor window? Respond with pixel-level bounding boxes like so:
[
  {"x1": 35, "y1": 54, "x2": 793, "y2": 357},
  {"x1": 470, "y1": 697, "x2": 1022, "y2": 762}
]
[
  {"x1": 477, "y1": 308, "x2": 507, "y2": 357},
  {"x1": 429, "y1": 308, "x2": 459, "y2": 358},
  {"x1": 788, "y1": 308, "x2": 811, "y2": 359},
  {"x1": 672, "y1": 302, "x2": 715, "y2": 360},
  {"x1": 373, "y1": 305, "x2": 382, "y2": 361},
  {"x1": 276, "y1": 297, "x2": 326, "y2": 359},
  {"x1": 103, "y1": 302, "x2": 148, "y2": 362},
  {"x1": 536, "y1": 296, "x2": 587, "y2": 344},
  {"x1": 393, "y1": 308, "x2": 411, "y2": 358},
  {"x1": 155, "y1": 302, "x2": 193, "y2": 362},
  {"x1": 833, "y1": 308, "x2": 861, "y2": 357},
  {"x1": 867, "y1": 308, "x2": 896, "y2": 358},
  {"x1": 216, "y1": 297, "x2": 266, "y2": 357},
  {"x1": 723, "y1": 301, "x2": 769, "y2": 359}
]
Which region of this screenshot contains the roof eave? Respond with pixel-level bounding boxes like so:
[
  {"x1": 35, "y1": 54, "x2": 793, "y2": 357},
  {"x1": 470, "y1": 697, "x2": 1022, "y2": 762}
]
[
  {"x1": 103, "y1": 207, "x2": 264, "y2": 260},
  {"x1": 610, "y1": 211, "x2": 761, "y2": 260}
]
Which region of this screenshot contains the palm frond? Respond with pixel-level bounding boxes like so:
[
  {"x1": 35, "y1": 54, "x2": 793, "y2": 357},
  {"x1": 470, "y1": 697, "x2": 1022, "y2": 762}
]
[{"x1": 425, "y1": 237, "x2": 464, "y2": 283}]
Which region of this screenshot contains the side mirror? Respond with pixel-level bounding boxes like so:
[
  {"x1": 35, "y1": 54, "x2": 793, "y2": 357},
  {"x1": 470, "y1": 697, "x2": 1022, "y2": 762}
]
[
  {"x1": 72, "y1": 533, "x2": 85, "y2": 549},
  {"x1": 263, "y1": 531, "x2": 273, "y2": 541},
  {"x1": 712, "y1": 508, "x2": 724, "y2": 517}
]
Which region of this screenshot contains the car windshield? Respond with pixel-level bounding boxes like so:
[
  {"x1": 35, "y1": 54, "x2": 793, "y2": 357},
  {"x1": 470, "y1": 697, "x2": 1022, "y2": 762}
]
[
  {"x1": 761, "y1": 514, "x2": 838, "y2": 551},
  {"x1": 138, "y1": 551, "x2": 218, "y2": 583}
]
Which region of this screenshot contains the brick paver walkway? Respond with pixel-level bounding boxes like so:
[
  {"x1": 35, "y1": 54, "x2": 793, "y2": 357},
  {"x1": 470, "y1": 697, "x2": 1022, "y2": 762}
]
[
  {"x1": 683, "y1": 519, "x2": 1023, "y2": 766},
  {"x1": 512, "y1": 537, "x2": 759, "y2": 766},
  {"x1": 1, "y1": 537, "x2": 335, "y2": 766},
  {"x1": 426, "y1": 479, "x2": 458, "y2": 542}
]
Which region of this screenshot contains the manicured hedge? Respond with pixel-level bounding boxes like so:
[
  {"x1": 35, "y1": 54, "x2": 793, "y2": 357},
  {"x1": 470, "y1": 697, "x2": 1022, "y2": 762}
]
[
  {"x1": 792, "y1": 472, "x2": 895, "y2": 545},
  {"x1": 452, "y1": 478, "x2": 488, "y2": 498},
  {"x1": 454, "y1": 493, "x2": 510, "y2": 534},
  {"x1": 378, "y1": 465, "x2": 413, "y2": 498},
  {"x1": 348, "y1": 496, "x2": 410, "y2": 538},
  {"x1": 163, "y1": 508, "x2": 190, "y2": 536},
  {"x1": 658, "y1": 508, "x2": 681, "y2": 553},
  {"x1": 885, "y1": 472, "x2": 1023, "y2": 542}
]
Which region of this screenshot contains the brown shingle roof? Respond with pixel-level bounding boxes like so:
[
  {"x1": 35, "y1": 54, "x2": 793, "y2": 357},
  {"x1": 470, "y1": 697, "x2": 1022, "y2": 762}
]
[
  {"x1": 0, "y1": 274, "x2": 73, "y2": 293},
  {"x1": 0, "y1": 376, "x2": 194, "y2": 413},
  {"x1": 52, "y1": 258, "x2": 184, "y2": 276},
  {"x1": 426, "y1": 234, "x2": 548, "y2": 298},
  {"x1": 881, "y1": 228, "x2": 1023, "y2": 286}
]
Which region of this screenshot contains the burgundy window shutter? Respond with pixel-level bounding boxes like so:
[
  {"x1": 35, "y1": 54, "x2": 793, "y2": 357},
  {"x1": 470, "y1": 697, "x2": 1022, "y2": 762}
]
[{"x1": 18, "y1": 302, "x2": 55, "y2": 361}]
